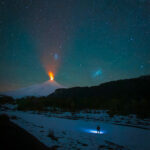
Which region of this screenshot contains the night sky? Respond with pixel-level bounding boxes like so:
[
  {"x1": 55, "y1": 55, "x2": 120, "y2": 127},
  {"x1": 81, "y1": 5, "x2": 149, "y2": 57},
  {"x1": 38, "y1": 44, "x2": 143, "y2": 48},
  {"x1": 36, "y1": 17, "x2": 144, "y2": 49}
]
[{"x1": 0, "y1": 0, "x2": 150, "y2": 92}]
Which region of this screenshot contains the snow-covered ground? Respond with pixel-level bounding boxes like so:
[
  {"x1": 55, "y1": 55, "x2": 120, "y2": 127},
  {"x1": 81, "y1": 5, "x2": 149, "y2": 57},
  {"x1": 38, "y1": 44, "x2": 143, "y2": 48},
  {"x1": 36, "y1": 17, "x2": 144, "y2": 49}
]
[
  {"x1": 1, "y1": 105, "x2": 150, "y2": 150},
  {"x1": 43, "y1": 109, "x2": 150, "y2": 130}
]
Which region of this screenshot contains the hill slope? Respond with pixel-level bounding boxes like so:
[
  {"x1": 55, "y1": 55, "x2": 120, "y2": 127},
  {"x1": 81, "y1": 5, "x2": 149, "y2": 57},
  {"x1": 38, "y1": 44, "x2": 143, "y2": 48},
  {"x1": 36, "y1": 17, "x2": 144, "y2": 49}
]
[
  {"x1": 46, "y1": 75, "x2": 150, "y2": 117},
  {"x1": 50, "y1": 75, "x2": 150, "y2": 100},
  {"x1": 15, "y1": 75, "x2": 150, "y2": 117}
]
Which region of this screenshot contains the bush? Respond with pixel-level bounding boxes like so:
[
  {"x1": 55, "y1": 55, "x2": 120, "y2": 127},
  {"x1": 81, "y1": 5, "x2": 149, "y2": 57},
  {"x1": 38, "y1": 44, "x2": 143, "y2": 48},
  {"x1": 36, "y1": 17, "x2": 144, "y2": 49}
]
[
  {"x1": 0, "y1": 114, "x2": 9, "y2": 123},
  {"x1": 16, "y1": 96, "x2": 150, "y2": 118},
  {"x1": 48, "y1": 130, "x2": 58, "y2": 141},
  {"x1": 0, "y1": 95, "x2": 14, "y2": 104}
]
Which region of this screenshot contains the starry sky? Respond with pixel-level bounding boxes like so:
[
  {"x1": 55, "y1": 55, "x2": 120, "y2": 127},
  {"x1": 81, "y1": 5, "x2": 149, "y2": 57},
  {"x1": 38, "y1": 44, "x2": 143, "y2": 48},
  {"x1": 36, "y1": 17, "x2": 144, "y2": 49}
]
[{"x1": 0, "y1": 0, "x2": 150, "y2": 92}]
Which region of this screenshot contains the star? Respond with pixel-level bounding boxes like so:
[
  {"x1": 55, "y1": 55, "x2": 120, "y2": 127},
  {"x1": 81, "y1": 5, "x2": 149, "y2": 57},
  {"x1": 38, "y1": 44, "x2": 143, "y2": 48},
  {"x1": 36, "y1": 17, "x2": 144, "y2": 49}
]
[
  {"x1": 140, "y1": 65, "x2": 144, "y2": 69},
  {"x1": 129, "y1": 36, "x2": 134, "y2": 41}
]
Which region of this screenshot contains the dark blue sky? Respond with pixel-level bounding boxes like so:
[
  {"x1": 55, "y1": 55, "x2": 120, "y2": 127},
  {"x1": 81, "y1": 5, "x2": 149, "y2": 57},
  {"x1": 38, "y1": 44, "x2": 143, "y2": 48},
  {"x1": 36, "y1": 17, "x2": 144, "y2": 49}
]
[{"x1": 0, "y1": 0, "x2": 150, "y2": 92}]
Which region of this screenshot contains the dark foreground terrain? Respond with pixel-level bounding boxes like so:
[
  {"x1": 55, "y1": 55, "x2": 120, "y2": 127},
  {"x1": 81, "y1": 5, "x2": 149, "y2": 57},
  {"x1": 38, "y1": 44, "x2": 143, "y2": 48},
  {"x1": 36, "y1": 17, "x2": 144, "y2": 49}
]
[
  {"x1": 17, "y1": 75, "x2": 150, "y2": 118},
  {"x1": 0, "y1": 114, "x2": 52, "y2": 150}
]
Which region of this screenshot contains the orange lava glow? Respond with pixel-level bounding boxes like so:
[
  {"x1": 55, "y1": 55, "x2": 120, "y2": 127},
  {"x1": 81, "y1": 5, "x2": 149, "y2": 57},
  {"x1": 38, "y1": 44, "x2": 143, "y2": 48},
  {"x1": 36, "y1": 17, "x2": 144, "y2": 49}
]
[{"x1": 48, "y1": 72, "x2": 54, "y2": 81}]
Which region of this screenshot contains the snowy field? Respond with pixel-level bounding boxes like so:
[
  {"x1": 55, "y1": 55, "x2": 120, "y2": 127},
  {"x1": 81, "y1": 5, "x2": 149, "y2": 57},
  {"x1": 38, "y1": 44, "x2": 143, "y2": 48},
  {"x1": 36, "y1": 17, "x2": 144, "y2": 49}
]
[{"x1": 1, "y1": 104, "x2": 150, "y2": 150}]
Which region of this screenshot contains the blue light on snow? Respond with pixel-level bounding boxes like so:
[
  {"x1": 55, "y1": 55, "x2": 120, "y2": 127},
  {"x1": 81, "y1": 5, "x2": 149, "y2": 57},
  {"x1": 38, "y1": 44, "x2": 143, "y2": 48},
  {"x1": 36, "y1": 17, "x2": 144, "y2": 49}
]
[{"x1": 84, "y1": 129, "x2": 106, "y2": 134}]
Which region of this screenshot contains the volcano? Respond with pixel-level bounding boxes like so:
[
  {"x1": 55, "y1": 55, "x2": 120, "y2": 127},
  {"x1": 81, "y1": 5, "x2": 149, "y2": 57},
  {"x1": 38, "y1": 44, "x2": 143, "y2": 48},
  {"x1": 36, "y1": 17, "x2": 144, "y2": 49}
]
[{"x1": 1, "y1": 80, "x2": 64, "y2": 99}]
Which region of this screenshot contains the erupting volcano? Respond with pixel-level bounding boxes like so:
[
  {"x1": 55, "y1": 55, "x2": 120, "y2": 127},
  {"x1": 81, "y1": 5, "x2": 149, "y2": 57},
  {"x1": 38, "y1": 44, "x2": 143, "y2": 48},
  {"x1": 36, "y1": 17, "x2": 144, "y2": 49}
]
[
  {"x1": 48, "y1": 72, "x2": 54, "y2": 81},
  {"x1": 1, "y1": 72, "x2": 65, "y2": 99}
]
